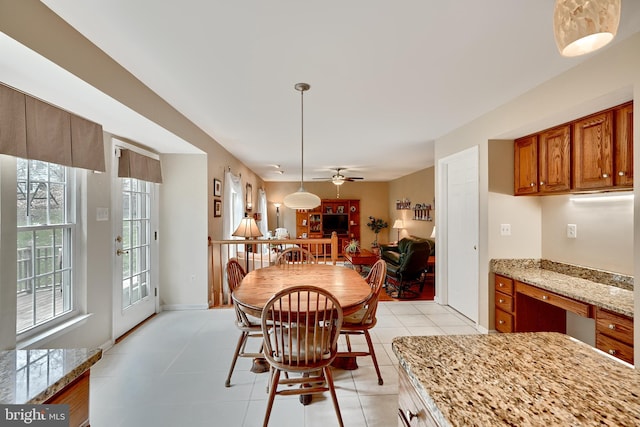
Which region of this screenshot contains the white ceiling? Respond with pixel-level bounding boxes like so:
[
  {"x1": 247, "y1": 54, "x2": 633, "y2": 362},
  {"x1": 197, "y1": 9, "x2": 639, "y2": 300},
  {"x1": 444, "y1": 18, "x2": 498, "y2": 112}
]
[{"x1": 21, "y1": 1, "x2": 640, "y2": 182}]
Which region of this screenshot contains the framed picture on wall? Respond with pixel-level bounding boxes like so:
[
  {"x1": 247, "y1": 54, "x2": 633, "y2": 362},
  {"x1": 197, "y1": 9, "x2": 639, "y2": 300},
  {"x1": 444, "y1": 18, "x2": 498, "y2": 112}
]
[
  {"x1": 214, "y1": 199, "x2": 222, "y2": 217},
  {"x1": 213, "y1": 178, "x2": 222, "y2": 197}
]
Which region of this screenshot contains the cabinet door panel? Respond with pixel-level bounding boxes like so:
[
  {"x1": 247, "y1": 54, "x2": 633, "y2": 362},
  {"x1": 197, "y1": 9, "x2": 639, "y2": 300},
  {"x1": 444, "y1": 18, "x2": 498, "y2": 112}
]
[
  {"x1": 539, "y1": 125, "x2": 571, "y2": 193},
  {"x1": 514, "y1": 136, "x2": 538, "y2": 195},
  {"x1": 573, "y1": 111, "x2": 613, "y2": 190},
  {"x1": 614, "y1": 103, "x2": 633, "y2": 187}
]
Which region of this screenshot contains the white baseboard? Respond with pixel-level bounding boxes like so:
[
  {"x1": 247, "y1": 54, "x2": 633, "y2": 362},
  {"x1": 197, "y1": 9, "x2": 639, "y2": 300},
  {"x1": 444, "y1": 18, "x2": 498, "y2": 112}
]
[
  {"x1": 99, "y1": 339, "x2": 114, "y2": 353},
  {"x1": 161, "y1": 304, "x2": 209, "y2": 311}
]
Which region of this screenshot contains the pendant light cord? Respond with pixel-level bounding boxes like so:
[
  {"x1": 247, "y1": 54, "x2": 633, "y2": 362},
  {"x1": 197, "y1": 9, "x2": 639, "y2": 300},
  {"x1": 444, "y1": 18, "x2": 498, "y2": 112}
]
[{"x1": 300, "y1": 86, "x2": 305, "y2": 189}]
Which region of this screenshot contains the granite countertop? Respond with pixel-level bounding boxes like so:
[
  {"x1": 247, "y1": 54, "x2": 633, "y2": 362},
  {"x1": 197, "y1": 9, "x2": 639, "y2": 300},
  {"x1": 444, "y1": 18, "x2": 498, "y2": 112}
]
[
  {"x1": 491, "y1": 259, "x2": 634, "y2": 318},
  {"x1": 0, "y1": 348, "x2": 102, "y2": 404},
  {"x1": 393, "y1": 333, "x2": 640, "y2": 427}
]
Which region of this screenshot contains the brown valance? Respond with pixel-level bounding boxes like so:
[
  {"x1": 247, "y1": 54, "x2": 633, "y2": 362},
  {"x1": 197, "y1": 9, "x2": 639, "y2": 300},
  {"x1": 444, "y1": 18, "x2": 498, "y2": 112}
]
[
  {"x1": 0, "y1": 83, "x2": 106, "y2": 172},
  {"x1": 118, "y1": 149, "x2": 163, "y2": 184}
]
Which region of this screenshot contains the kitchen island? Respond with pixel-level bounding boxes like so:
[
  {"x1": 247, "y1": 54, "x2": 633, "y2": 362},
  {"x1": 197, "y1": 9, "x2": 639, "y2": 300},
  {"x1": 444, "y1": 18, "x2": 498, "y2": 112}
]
[
  {"x1": 393, "y1": 333, "x2": 640, "y2": 426},
  {"x1": 0, "y1": 348, "x2": 102, "y2": 427}
]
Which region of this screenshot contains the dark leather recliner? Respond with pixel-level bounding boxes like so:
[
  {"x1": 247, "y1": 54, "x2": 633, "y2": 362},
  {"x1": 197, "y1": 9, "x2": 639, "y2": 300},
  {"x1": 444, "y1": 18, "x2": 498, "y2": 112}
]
[{"x1": 380, "y1": 236, "x2": 433, "y2": 298}]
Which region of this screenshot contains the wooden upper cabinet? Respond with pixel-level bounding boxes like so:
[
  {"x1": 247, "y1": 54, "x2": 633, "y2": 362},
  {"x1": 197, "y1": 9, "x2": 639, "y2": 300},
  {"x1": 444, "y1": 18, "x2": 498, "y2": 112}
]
[
  {"x1": 614, "y1": 102, "x2": 633, "y2": 187},
  {"x1": 538, "y1": 125, "x2": 571, "y2": 193},
  {"x1": 514, "y1": 135, "x2": 538, "y2": 195},
  {"x1": 572, "y1": 111, "x2": 613, "y2": 190}
]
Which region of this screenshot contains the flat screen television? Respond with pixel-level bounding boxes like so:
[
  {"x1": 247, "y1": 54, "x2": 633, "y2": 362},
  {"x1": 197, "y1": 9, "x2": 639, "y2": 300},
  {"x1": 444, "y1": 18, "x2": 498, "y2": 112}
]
[{"x1": 323, "y1": 213, "x2": 349, "y2": 236}]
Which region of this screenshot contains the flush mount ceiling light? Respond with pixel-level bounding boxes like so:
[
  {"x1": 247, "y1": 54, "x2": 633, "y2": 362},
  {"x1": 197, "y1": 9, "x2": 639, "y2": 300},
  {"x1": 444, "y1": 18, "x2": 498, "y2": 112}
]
[
  {"x1": 283, "y1": 83, "x2": 321, "y2": 210},
  {"x1": 553, "y1": 0, "x2": 621, "y2": 57}
]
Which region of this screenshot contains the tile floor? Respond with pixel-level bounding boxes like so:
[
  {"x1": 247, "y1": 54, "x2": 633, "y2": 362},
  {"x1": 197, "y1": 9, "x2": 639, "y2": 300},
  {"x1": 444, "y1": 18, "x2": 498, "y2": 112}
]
[{"x1": 89, "y1": 301, "x2": 479, "y2": 427}]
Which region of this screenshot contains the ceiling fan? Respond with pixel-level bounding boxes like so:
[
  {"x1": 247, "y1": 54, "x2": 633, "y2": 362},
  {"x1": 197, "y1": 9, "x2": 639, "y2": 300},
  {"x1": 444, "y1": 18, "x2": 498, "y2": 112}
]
[{"x1": 313, "y1": 168, "x2": 364, "y2": 186}]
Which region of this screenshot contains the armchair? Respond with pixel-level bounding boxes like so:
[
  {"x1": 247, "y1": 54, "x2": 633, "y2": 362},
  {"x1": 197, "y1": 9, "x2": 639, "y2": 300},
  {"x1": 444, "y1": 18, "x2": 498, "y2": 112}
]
[{"x1": 380, "y1": 236, "x2": 433, "y2": 298}]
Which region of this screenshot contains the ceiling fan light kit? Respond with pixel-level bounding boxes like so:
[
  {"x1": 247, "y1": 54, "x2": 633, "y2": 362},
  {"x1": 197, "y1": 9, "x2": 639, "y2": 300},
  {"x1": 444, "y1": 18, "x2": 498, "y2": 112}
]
[
  {"x1": 553, "y1": 0, "x2": 621, "y2": 57},
  {"x1": 283, "y1": 83, "x2": 321, "y2": 210}
]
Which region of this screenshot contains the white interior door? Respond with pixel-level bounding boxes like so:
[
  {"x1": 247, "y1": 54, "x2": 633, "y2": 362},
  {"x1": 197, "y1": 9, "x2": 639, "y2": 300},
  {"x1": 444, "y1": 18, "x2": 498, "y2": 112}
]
[
  {"x1": 443, "y1": 146, "x2": 479, "y2": 322},
  {"x1": 112, "y1": 145, "x2": 158, "y2": 339}
]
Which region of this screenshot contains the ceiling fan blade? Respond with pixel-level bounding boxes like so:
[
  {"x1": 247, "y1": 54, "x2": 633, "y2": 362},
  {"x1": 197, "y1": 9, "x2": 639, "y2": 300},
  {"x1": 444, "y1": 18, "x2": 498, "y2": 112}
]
[{"x1": 345, "y1": 177, "x2": 364, "y2": 180}]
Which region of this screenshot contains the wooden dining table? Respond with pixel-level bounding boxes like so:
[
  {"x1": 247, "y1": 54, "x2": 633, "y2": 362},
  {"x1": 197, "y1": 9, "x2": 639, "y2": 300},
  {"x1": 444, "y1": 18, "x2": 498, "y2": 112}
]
[{"x1": 233, "y1": 263, "x2": 373, "y2": 319}]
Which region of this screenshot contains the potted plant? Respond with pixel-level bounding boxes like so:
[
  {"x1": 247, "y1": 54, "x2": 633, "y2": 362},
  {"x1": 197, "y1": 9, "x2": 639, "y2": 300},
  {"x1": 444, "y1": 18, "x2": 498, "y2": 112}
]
[
  {"x1": 345, "y1": 239, "x2": 360, "y2": 254},
  {"x1": 366, "y1": 216, "x2": 388, "y2": 248}
]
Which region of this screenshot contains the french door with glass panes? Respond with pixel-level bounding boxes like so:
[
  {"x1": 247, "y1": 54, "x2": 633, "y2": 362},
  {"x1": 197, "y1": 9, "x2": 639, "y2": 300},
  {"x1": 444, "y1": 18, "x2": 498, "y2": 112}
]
[{"x1": 112, "y1": 152, "x2": 158, "y2": 339}]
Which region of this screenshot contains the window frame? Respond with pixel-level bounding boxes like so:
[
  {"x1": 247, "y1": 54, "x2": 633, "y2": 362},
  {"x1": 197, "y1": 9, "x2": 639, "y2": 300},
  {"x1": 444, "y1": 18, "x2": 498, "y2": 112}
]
[{"x1": 15, "y1": 158, "x2": 81, "y2": 341}]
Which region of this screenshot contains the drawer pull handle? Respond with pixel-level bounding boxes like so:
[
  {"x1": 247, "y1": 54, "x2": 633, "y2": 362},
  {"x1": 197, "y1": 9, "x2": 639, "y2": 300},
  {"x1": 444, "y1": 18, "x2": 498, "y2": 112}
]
[
  {"x1": 499, "y1": 298, "x2": 505, "y2": 303},
  {"x1": 608, "y1": 324, "x2": 616, "y2": 330},
  {"x1": 398, "y1": 408, "x2": 418, "y2": 426},
  {"x1": 602, "y1": 173, "x2": 609, "y2": 178},
  {"x1": 540, "y1": 181, "x2": 545, "y2": 185},
  {"x1": 542, "y1": 295, "x2": 548, "y2": 300},
  {"x1": 498, "y1": 283, "x2": 504, "y2": 287},
  {"x1": 499, "y1": 320, "x2": 505, "y2": 324},
  {"x1": 530, "y1": 182, "x2": 535, "y2": 187},
  {"x1": 608, "y1": 349, "x2": 617, "y2": 355},
  {"x1": 619, "y1": 171, "x2": 626, "y2": 176}
]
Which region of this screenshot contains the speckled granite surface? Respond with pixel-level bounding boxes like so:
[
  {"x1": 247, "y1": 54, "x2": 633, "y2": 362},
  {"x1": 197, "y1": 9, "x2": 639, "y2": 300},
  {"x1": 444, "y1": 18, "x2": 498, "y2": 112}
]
[
  {"x1": 393, "y1": 333, "x2": 640, "y2": 427},
  {"x1": 0, "y1": 348, "x2": 102, "y2": 404},
  {"x1": 490, "y1": 259, "x2": 634, "y2": 318}
]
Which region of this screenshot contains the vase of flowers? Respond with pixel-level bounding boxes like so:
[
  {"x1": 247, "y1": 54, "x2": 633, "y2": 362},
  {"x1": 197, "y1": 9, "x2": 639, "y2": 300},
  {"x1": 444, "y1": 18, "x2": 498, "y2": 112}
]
[{"x1": 366, "y1": 216, "x2": 388, "y2": 248}]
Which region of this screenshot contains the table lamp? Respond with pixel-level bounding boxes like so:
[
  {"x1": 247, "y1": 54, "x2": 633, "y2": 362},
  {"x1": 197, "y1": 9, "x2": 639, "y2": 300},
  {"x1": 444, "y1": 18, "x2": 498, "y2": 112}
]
[
  {"x1": 392, "y1": 219, "x2": 404, "y2": 243},
  {"x1": 233, "y1": 215, "x2": 263, "y2": 271}
]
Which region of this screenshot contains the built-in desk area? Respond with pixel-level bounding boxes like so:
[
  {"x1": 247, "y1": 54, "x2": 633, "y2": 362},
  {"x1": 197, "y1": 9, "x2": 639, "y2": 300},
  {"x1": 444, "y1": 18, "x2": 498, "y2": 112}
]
[
  {"x1": 491, "y1": 259, "x2": 634, "y2": 364},
  {"x1": 0, "y1": 348, "x2": 102, "y2": 427}
]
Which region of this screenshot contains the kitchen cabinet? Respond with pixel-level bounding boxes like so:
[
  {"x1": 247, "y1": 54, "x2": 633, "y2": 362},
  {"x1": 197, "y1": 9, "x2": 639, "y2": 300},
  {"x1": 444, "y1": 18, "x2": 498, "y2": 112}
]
[
  {"x1": 538, "y1": 124, "x2": 571, "y2": 193},
  {"x1": 595, "y1": 307, "x2": 634, "y2": 364},
  {"x1": 514, "y1": 101, "x2": 632, "y2": 195},
  {"x1": 572, "y1": 111, "x2": 613, "y2": 190},
  {"x1": 494, "y1": 275, "x2": 514, "y2": 332},
  {"x1": 614, "y1": 102, "x2": 634, "y2": 187},
  {"x1": 514, "y1": 125, "x2": 571, "y2": 195},
  {"x1": 494, "y1": 273, "x2": 633, "y2": 364},
  {"x1": 514, "y1": 135, "x2": 538, "y2": 195}
]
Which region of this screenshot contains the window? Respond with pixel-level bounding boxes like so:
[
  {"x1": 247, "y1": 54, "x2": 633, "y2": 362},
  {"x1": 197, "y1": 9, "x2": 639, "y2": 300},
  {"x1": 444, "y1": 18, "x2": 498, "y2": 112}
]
[{"x1": 16, "y1": 159, "x2": 75, "y2": 333}]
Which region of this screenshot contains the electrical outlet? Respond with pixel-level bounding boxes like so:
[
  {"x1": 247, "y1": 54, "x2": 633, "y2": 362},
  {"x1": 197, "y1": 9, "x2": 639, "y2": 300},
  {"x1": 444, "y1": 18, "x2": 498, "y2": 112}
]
[
  {"x1": 567, "y1": 224, "x2": 577, "y2": 239},
  {"x1": 500, "y1": 224, "x2": 511, "y2": 236}
]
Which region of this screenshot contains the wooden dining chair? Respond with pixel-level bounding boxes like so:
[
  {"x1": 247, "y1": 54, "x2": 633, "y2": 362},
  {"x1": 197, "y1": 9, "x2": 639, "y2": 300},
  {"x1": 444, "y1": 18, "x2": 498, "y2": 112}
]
[
  {"x1": 225, "y1": 258, "x2": 264, "y2": 387},
  {"x1": 261, "y1": 285, "x2": 344, "y2": 427},
  {"x1": 275, "y1": 247, "x2": 316, "y2": 265},
  {"x1": 338, "y1": 258, "x2": 386, "y2": 385}
]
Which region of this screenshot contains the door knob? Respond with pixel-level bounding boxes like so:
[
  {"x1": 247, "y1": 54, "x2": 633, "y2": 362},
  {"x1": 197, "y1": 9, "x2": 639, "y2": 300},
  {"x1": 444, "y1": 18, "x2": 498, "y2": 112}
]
[{"x1": 116, "y1": 249, "x2": 129, "y2": 256}]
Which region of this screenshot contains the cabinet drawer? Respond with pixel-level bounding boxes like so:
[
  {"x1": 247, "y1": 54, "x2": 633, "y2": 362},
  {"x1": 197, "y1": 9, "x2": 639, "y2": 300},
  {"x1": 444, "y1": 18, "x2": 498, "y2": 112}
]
[
  {"x1": 596, "y1": 333, "x2": 634, "y2": 365},
  {"x1": 495, "y1": 275, "x2": 513, "y2": 295},
  {"x1": 515, "y1": 282, "x2": 591, "y2": 318},
  {"x1": 596, "y1": 308, "x2": 633, "y2": 345},
  {"x1": 398, "y1": 368, "x2": 441, "y2": 427},
  {"x1": 495, "y1": 290, "x2": 513, "y2": 313},
  {"x1": 495, "y1": 309, "x2": 513, "y2": 333}
]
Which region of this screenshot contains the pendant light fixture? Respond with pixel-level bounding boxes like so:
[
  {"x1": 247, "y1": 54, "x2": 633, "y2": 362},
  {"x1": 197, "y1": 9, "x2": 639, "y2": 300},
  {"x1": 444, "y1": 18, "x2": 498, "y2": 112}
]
[
  {"x1": 283, "y1": 83, "x2": 321, "y2": 210},
  {"x1": 553, "y1": 0, "x2": 621, "y2": 57}
]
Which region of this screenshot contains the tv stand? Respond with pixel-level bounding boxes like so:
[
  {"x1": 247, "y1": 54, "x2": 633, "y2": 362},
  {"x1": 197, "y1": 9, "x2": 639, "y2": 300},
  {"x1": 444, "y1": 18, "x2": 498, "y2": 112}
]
[{"x1": 296, "y1": 199, "x2": 360, "y2": 256}]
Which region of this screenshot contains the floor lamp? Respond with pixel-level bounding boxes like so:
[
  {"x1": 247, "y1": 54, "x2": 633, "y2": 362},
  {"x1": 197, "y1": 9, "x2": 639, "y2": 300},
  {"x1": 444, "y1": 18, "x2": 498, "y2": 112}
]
[
  {"x1": 392, "y1": 219, "x2": 404, "y2": 243},
  {"x1": 232, "y1": 215, "x2": 263, "y2": 272},
  {"x1": 274, "y1": 203, "x2": 281, "y2": 229}
]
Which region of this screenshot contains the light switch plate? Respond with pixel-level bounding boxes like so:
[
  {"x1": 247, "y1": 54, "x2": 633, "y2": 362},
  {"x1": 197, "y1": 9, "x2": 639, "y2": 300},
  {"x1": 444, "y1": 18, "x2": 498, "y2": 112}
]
[{"x1": 96, "y1": 207, "x2": 109, "y2": 221}]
